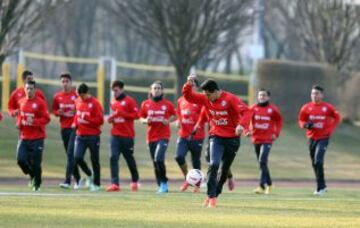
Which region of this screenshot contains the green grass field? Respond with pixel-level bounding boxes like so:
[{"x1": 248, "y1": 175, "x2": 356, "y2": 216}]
[
  {"x1": 1, "y1": 116, "x2": 360, "y2": 227},
  {"x1": 0, "y1": 186, "x2": 359, "y2": 227}
]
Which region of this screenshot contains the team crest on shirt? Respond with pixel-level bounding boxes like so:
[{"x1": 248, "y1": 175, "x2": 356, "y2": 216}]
[
  {"x1": 88, "y1": 103, "x2": 93, "y2": 108},
  {"x1": 267, "y1": 108, "x2": 273, "y2": 114},
  {"x1": 59, "y1": 97, "x2": 63, "y2": 100},
  {"x1": 161, "y1": 105, "x2": 167, "y2": 111},
  {"x1": 121, "y1": 101, "x2": 126, "y2": 106},
  {"x1": 71, "y1": 96, "x2": 76, "y2": 100},
  {"x1": 193, "y1": 104, "x2": 198, "y2": 108},
  {"x1": 32, "y1": 103, "x2": 38, "y2": 109},
  {"x1": 221, "y1": 100, "x2": 227, "y2": 107},
  {"x1": 18, "y1": 93, "x2": 22, "y2": 97},
  {"x1": 322, "y1": 107, "x2": 327, "y2": 112}
]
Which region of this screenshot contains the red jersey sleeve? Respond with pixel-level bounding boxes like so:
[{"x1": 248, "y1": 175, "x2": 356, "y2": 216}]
[
  {"x1": 328, "y1": 104, "x2": 341, "y2": 133},
  {"x1": 298, "y1": 104, "x2": 308, "y2": 128},
  {"x1": 196, "y1": 106, "x2": 208, "y2": 126},
  {"x1": 182, "y1": 83, "x2": 207, "y2": 105},
  {"x1": 231, "y1": 96, "x2": 252, "y2": 130},
  {"x1": 139, "y1": 101, "x2": 148, "y2": 118},
  {"x1": 167, "y1": 101, "x2": 176, "y2": 117},
  {"x1": 176, "y1": 99, "x2": 182, "y2": 121},
  {"x1": 8, "y1": 90, "x2": 19, "y2": 117},
  {"x1": 272, "y1": 106, "x2": 283, "y2": 137},
  {"x1": 52, "y1": 95, "x2": 60, "y2": 116},
  {"x1": 0, "y1": 112, "x2": 3, "y2": 121},
  {"x1": 113, "y1": 98, "x2": 139, "y2": 120}
]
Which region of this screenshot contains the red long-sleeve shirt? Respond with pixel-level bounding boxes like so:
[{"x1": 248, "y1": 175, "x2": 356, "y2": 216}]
[
  {"x1": 17, "y1": 96, "x2": 50, "y2": 140},
  {"x1": 8, "y1": 87, "x2": 46, "y2": 117},
  {"x1": 249, "y1": 104, "x2": 283, "y2": 144},
  {"x1": 52, "y1": 91, "x2": 77, "y2": 129},
  {"x1": 74, "y1": 96, "x2": 104, "y2": 136},
  {"x1": 182, "y1": 83, "x2": 252, "y2": 138},
  {"x1": 298, "y1": 101, "x2": 341, "y2": 140},
  {"x1": 139, "y1": 99, "x2": 176, "y2": 143},
  {"x1": 176, "y1": 96, "x2": 205, "y2": 140},
  {"x1": 109, "y1": 95, "x2": 139, "y2": 138}
]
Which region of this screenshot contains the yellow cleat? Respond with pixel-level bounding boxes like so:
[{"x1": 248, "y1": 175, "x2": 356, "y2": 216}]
[
  {"x1": 253, "y1": 187, "x2": 265, "y2": 194},
  {"x1": 265, "y1": 185, "x2": 273, "y2": 195}
]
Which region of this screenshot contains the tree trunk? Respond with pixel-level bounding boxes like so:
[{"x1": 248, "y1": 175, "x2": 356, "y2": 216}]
[{"x1": 174, "y1": 65, "x2": 190, "y2": 102}]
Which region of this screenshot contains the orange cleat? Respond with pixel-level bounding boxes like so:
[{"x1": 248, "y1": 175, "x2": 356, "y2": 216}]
[
  {"x1": 208, "y1": 197, "x2": 217, "y2": 208},
  {"x1": 106, "y1": 184, "x2": 120, "y2": 192},
  {"x1": 180, "y1": 181, "x2": 190, "y2": 192},
  {"x1": 130, "y1": 182, "x2": 139, "y2": 192}
]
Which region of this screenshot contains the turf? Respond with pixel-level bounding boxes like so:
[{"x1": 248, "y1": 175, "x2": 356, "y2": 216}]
[{"x1": 0, "y1": 186, "x2": 359, "y2": 227}]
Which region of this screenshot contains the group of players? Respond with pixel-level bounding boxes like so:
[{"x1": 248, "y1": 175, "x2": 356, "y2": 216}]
[{"x1": 0, "y1": 70, "x2": 340, "y2": 208}]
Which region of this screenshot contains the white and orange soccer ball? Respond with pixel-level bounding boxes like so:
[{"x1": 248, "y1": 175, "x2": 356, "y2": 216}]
[{"x1": 186, "y1": 169, "x2": 205, "y2": 187}]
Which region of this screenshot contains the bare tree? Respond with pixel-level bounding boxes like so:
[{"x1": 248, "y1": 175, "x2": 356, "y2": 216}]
[
  {"x1": 105, "y1": 0, "x2": 253, "y2": 98},
  {"x1": 265, "y1": 0, "x2": 360, "y2": 76},
  {"x1": 0, "y1": 0, "x2": 62, "y2": 66}
]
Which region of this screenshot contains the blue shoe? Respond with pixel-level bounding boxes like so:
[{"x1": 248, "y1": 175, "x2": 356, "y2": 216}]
[{"x1": 157, "y1": 182, "x2": 169, "y2": 193}]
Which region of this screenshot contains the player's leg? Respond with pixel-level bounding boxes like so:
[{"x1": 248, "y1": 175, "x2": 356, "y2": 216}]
[
  {"x1": 16, "y1": 140, "x2": 34, "y2": 185},
  {"x1": 216, "y1": 137, "x2": 240, "y2": 197},
  {"x1": 188, "y1": 139, "x2": 203, "y2": 193},
  {"x1": 67, "y1": 129, "x2": 82, "y2": 189},
  {"x1": 107, "y1": 135, "x2": 121, "y2": 191},
  {"x1": 74, "y1": 136, "x2": 92, "y2": 187},
  {"x1": 174, "y1": 137, "x2": 189, "y2": 178},
  {"x1": 314, "y1": 138, "x2": 329, "y2": 193},
  {"x1": 31, "y1": 139, "x2": 44, "y2": 191},
  {"x1": 121, "y1": 137, "x2": 140, "y2": 191},
  {"x1": 256, "y1": 143, "x2": 272, "y2": 194},
  {"x1": 88, "y1": 136, "x2": 101, "y2": 191},
  {"x1": 308, "y1": 139, "x2": 318, "y2": 193},
  {"x1": 154, "y1": 139, "x2": 169, "y2": 193},
  {"x1": 207, "y1": 136, "x2": 224, "y2": 204},
  {"x1": 148, "y1": 142, "x2": 160, "y2": 186}
]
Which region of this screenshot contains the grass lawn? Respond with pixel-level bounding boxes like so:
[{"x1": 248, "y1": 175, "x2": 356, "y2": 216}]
[{"x1": 0, "y1": 185, "x2": 359, "y2": 227}]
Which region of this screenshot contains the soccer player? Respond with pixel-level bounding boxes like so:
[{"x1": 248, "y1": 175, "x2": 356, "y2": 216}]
[
  {"x1": 52, "y1": 73, "x2": 89, "y2": 189},
  {"x1": 139, "y1": 81, "x2": 176, "y2": 193},
  {"x1": 73, "y1": 83, "x2": 104, "y2": 192},
  {"x1": 197, "y1": 107, "x2": 236, "y2": 191},
  {"x1": 175, "y1": 79, "x2": 205, "y2": 193},
  {"x1": 298, "y1": 85, "x2": 340, "y2": 196},
  {"x1": 246, "y1": 89, "x2": 282, "y2": 195},
  {"x1": 106, "y1": 80, "x2": 140, "y2": 192},
  {"x1": 8, "y1": 70, "x2": 46, "y2": 118},
  {"x1": 183, "y1": 75, "x2": 252, "y2": 208},
  {"x1": 16, "y1": 80, "x2": 50, "y2": 191}
]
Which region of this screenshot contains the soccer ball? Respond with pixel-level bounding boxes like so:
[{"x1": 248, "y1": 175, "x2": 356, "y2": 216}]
[{"x1": 186, "y1": 169, "x2": 205, "y2": 187}]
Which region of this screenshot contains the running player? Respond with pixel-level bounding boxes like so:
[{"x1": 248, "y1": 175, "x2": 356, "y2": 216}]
[
  {"x1": 246, "y1": 89, "x2": 282, "y2": 194},
  {"x1": 73, "y1": 83, "x2": 104, "y2": 192},
  {"x1": 298, "y1": 85, "x2": 340, "y2": 196},
  {"x1": 16, "y1": 80, "x2": 50, "y2": 191},
  {"x1": 139, "y1": 81, "x2": 176, "y2": 193},
  {"x1": 52, "y1": 73, "x2": 89, "y2": 189},
  {"x1": 8, "y1": 70, "x2": 45, "y2": 118},
  {"x1": 106, "y1": 80, "x2": 140, "y2": 192},
  {"x1": 175, "y1": 79, "x2": 205, "y2": 193},
  {"x1": 183, "y1": 74, "x2": 252, "y2": 208}
]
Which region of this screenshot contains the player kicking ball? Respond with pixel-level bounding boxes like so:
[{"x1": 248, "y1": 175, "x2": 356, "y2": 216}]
[{"x1": 183, "y1": 74, "x2": 252, "y2": 208}]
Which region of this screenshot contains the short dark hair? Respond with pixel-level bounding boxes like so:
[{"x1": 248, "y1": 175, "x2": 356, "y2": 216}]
[
  {"x1": 25, "y1": 80, "x2": 36, "y2": 88},
  {"x1": 77, "y1": 83, "x2": 89, "y2": 94},
  {"x1": 22, "y1": 70, "x2": 33, "y2": 81},
  {"x1": 312, "y1": 85, "x2": 324, "y2": 93},
  {"x1": 200, "y1": 79, "x2": 219, "y2": 92},
  {"x1": 258, "y1": 88, "x2": 271, "y2": 96},
  {"x1": 60, "y1": 72, "x2": 72, "y2": 80},
  {"x1": 111, "y1": 80, "x2": 124, "y2": 89}
]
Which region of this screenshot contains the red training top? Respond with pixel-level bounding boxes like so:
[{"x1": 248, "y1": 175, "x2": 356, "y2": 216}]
[
  {"x1": 52, "y1": 90, "x2": 77, "y2": 129},
  {"x1": 8, "y1": 87, "x2": 46, "y2": 117}
]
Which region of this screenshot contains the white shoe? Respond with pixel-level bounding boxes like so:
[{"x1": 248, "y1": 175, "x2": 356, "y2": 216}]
[
  {"x1": 59, "y1": 183, "x2": 71, "y2": 189},
  {"x1": 90, "y1": 184, "x2": 101, "y2": 192},
  {"x1": 74, "y1": 178, "x2": 85, "y2": 190},
  {"x1": 85, "y1": 176, "x2": 92, "y2": 188},
  {"x1": 313, "y1": 188, "x2": 327, "y2": 196}
]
